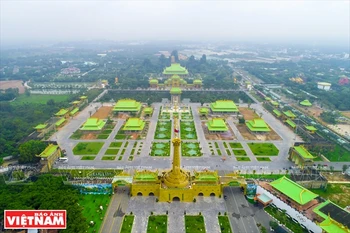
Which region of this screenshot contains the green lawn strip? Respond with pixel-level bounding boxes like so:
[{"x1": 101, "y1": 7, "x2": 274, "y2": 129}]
[
  {"x1": 311, "y1": 183, "x2": 350, "y2": 208},
  {"x1": 317, "y1": 144, "x2": 350, "y2": 162},
  {"x1": 120, "y1": 215, "x2": 134, "y2": 233},
  {"x1": 236, "y1": 157, "x2": 251, "y2": 162},
  {"x1": 226, "y1": 149, "x2": 231, "y2": 156},
  {"x1": 70, "y1": 130, "x2": 83, "y2": 139},
  {"x1": 105, "y1": 148, "x2": 119, "y2": 155},
  {"x1": 73, "y1": 142, "x2": 104, "y2": 155},
  {"x1": 217, "y1": 149, "x2": 222, "y2": 156},
  {"x1": 102, "y1": 129, "x2": 112, "y2": 134},
  {"x1": 125, "y1": 142, "x2": 129, "y2": 147},
  {"x1": 247, "y1": 143, "x2": 279, "y2": 156},
  {"x1": 181, "y1": 142, "x2": 202, "y2": 157},
  {"x1": 97, "y1": 134, "x2": 109, "y2": 139},
  {"x1": 233, "y1": 150, "x2": 247, "y2": 156},
  {"x1": 128, "y1": 156, "x2": 134, "y2": 161},
  {"x1": 185, "y1": 215, "x2": 205, "y2": 233},
  {"x1": 229, "y1": 142, "x2": 243, "y2": 149},
  {"x1": 131, "y1": 149, "x2": 135, "y2": 155},
  {"x1": 110, "y1": 142, "x2": 123, "y2": 147},
  {"x1": 264, "y1": 206, "x2": 307, "y2": 233},
  {"x1": 121, "y1": 149, "x2": 126, "y2": 155},
  {"x1": 79, "y1": 194, "x2": 111, "y2": 233},
  {"x1": 223, "y1": 142, "x2": 228, "y2": 148},
  {"x1": 102, "y1": 156, "x2": 116, "y2": 160},
  {"x1": 115, "y1": 132, "x2": 128, "y2": 139},
  {"x1": 256, "y1": 157, "x2": 271, "y2": 162},
  {"x1": 150, "y1": 142, "x2": 170, "y2": 156},
  {"x1": 11, "y1": 94, "x2": 70, "y2": 105},
  {"x1": 147, "y1": 215, "x2": 167, "y2": 233},
  {"x1": 218, "y1": 216, "x2": 232, "y2": 233},
  {"x1": 215, "y1": 142, "x2": 219, "y2": 148},
  {"x1": 118, "y1": 156, "x2": 122, "y2": 160},
  {"x1": 81, "y1": 156, "x2": 96, "y2": 160}
]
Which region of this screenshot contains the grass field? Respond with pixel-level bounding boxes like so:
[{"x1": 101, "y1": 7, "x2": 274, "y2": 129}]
[
  {"x1": 120, "y1": 215, "x2": 134, "y2": 233},
  {"x1": 311, "y1": 183, "x2": 350, "y2": 207},
  {"x1": 73, "y1": 142, "x2": 104, "y2": 155},
  {"x1": 248, "y1": 143, "x2": 279, "y2": 156},
  {"x1": 218, "y1": 216, "x2": 232, "y2": 233},
  {"x1": 319, "y1": 145, "x2": 350, "y2": 162},
  {"x1": 185, "y1": 215, "x2": 205, "y2": 233},
  {"x1": 79, "y1": 194, "x2": 111, "y2": 233},
  {"x1": 229, "y1": 142, "x2": 243, "y2": 149},
  {"x1": 110, "y1": 142, "x2": 123, "y2": 147},
  {"x1": 102, "y1": 156, "x2": 116, "y2": 160},
  {"x1": 147, "y1": 215, "x2": 167, "y2": 233},
  {"x1": 105, "y1": 149, "x2": 119, "y2": 155},
  {"x1": 12, "y1": 94, "x2": 70, "y2": 105},
  {"x1": 81, "y1": 156, "x2": 95, "y2": 160},
  {"x1": 256, "y1": 157, "x2": 272, "y2": 162},
  {"x1": 236, "y1": 157, "x2": 251, "y2": 161},
  {"x1": 233, "y1": 150, "x2": 247, "y2": 156}
]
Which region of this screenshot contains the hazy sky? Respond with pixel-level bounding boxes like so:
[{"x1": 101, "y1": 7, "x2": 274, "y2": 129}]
[{"x1": 1, "y1": 1, "x2": 349, "y2": 46}]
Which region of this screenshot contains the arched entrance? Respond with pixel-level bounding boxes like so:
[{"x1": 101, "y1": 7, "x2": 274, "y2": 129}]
[
  {"x1": 198, "y1": 193, "x2": 204, "y2": 196},
  {"x1": 137, "y1": 192, "x2": 143, "y2": 196},
  {"x1": 172, "y1": 196, "x2": 180, "y2": 202},
  {"x1": 210, "y1": 193, "x2": 215, "y2": 197},
  {"x1": 149, "y1": 192, "x2": 154, "y2": 196}
]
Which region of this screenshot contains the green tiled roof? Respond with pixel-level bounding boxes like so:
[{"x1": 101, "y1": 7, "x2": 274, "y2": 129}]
[
  {"x1": 80, "y1": 96, "x2": 88, "y2": 100},
  {"x1": 210, "y1": 100, "x2": 239, "y2": 112},
  {"x1": 286, "y1": 119, "x2": 296, "y2": 128},
  {"x1": 245, "y1": 119, "x2": 270, "y2": 132},
  {"x1": 283, "y1": 110, "x2": 296, "y2": 118},
  {"x1": 294, "y1": 146, "x2": 315, "y2": 159},
  {"x1": 300, "y1": 99, "x2": 312, "y2": 106},
  {"x1": 273, "y1": 109, "x2": 281, "y2": 117},
  {"x1": 270, "y1": 176, "x2": 318, "y2": 205},
  {"x1": 38, "y1": 144, "x2": 59, "y2": 158},
  {"x1": 72, "y1": 100, "x2": 80, "y2": 104},
  {"x1": 171, "y1": 75, "x2": 181, "y2": 80},
  {"x1": 55, "y1": 118, "x2": 66, "y2": 127},
  {"x1": 149, "y1": 79, "x2": 158, "y2": 84},
  {"x1": 207, "y1": 118, "x2": 228, "y2": 131},
  {"x1": 305, "y1": 125, "x2": 317, "y2": 131},
  {"x1": 123, "y1": 118, "x2": 145, "y2": 131},
  {"x1": 193, "y1": 79, "x2": 202, "y2": 84},
  {"x1": 199, "y1": 107, "x2": 209, "y2": 113},
  {"x1": 113, "y1": 99, "x2": 141, "y2": 112},
  {"x1": 70, "y1": 107, "x2": 79, "y2": 116},
  {"x1": 81, "y1": 118, "x2": 106, "y2": 130},
  {"x1": 144, "y1": 107, "x2": 153, "y2": 114},
  {"x1": 319, "y1": 216, "x2": 349, "y2": 233},
  {"x1": 163, "y1": 63, "x2": 189, "y2": 75},
  {"x1": 34, "y1": 124, "x2": 48, "y2": 130},
  {"x1": 271, "y1": 101, "x2": 279, "y2": 106},
  {"x1": 55, "y1": 109, "x2": 68, "y2": 116},
  {"x1": 170, "y1": 87, "x2": 182, "y2": 94},
  {"x1": 265, "y1": 97, "x2": 271, "y2": 101}
]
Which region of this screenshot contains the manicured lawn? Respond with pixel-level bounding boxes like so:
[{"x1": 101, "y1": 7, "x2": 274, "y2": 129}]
[
  {"x1": 118, "y1": 156, "x2": 122, "y2": 160},
  {"x1": 155, "y1": 121, "x2": 172, "y2": 139},
  {"x1": 247, "y1": 143, "x2": 279, "y2": 156},
  {"x1": 185, "y1": 215, "x2": 205, "y2": 233},
  {"x1": 97, "y1": 134, "x2": 109, "y2": 139},
  {"x1": 11, "y1": 94, "x2": 70, "y2": 105},
  {"x1": 110, "y1": 142, "x2": 123, "y2": 147},
  {"x1": 115, "y1": 133, "x2": 128, "y2": 139},
  {"x1": 226, "y1": 149, "x2": 231, "y2": 156},
  {"x1": 180, "y1": 121, "x2": 197, "y2": 140},
  {"x1": 102, "y1": 156, "x2": 116, "y2": 160},
  {"x1": 150, "y1": 142, "x2": 170, "y2": 156},
  {"x1": 318, "y1": 145, "x2": 350, "y2": 162},
  {"x1": 147, "y1": 215, "x2": 167, "y2": 233},
  {"x1": 182, "y1": 142, "x2": 202, "y2": 157},
  {"x1": 236, "y1": 157, "x2": 251, "y2": 162},
  {"x1": 218, "y1": 216, "x2": 232, "y2": 233},
  {"x1": 73, "y1": 142, "x2": 104, "y2": 155},
  {"x1": 256, "y1": 157, "x2": 271, "y2": 162},
  {"x1": 311, "y1": 184, "x2": 350, "y2": 207},
  {"x1": 70, "y1": 130, "x2": 83, "y2": 139},
  {"x1": 105, "y1": 149, "x2": 119, "y2": 155},
  {"x1": 102, "y1": 129, "x2": 113, "y2": 134},
  {"x1": 233, "y1": 150, "x2": 247, "y2": 156},
  {"x1": 120, "y1": 215, "x2": 134, "y2": 233},
  {"x1": 81, "y1": 156, "x2": 96, "y2": 160},
  {"x1": 79, "y1": 194, "x2": 111, "y2": 233},
  {"x1": 229, "y1": 142, "x2": 243, "y2": 149}
]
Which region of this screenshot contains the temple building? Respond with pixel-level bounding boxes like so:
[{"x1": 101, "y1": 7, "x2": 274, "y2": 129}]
[
  {"x1": 81, "y1": 118, "x2": 106, "y2": 131},
  {"x1": 162, "y1": 63, "x2": 189, "y2": 77},
  {"x1": 34, "y1": 124, "x2": 48, "y2": 133},
  {"x1": 113, "y1": 99, "x2": 142, "y2": 113},
  {"x1": 289, "y1": 145, "x2": 316, "y2": 168},
  {"x1": 170, "y1": 87, "x2": 182, "y2": 105},
  {"x1": 55, "y1": 118, "x2": 66, "y2": 128},
  {"x1": 36, "y1": 144, "x2": 61, "y2": 172},
  {"x1": 305, "y1": 125, "x2": 317, "y2": 134},
  {"x1": 207, "y1": 118, "x2": 228, "y2": 133},
  {"x1": 300, "y1": 99, "x2": 312, "y2": 107},
  {"x1": 199, "y1": 107, "x2": 209, "y2": 116},
  {"x1": 123, "y1": 118, "x2": 145, "y2": 131},
  {"x1": 270, "y1": 101, "x2": 279, "y2": 107},
  {"x1": 285, "y1": 119, "x2": 296, "y2": 129},
  {"x1": 245, "y1": 119, "x2": 271, "y2": 133},
  {"x1": 273, "y1": 109, "x2": 282, "y2": 118},
  {"x1": 144, "y1": 107, "x2": 153, "y2": 116},
  {"x1": 283, "y1": 110, "x2": 297, "y2": 119},
  {"x1": 210, "y1": 100, "x2": 239, "y2": 113},
  {"x1": 55, "y1": 109, "x2": 69, "y2": 118},
  {"x1": 70, "y1": 107, "x2": 79, "y2": 116},
  {"x1": 193, "y1": 79, "x2": 202, "y2": 88},
  {"x1": 149, "y1": 79, "x2": 159, "y2": 88}
]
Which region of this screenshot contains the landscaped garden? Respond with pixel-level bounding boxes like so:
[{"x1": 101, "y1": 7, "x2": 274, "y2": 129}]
[
  {"x1": 147, "y1": 215, "x2": 167, "y2": 233},
  {"x1": 73, "y1": 142, "x2": 104, "y2": 155},
  {"x1": 185, "y1": 215, "x2": 205, "y2": 233},
  {"x1": 232, "y1": 149, "x2": 247, "y2": 156},
  {"x1": 81, "y1": 156, "x2": 96, "y2": 160},
  {"x1": 182, "y1": 142, "x2": 202, "y2": 157},
  {"x1": 120, "y1": 215, "x2": 134, "y2": 233},
  {"x1": 256, "y1": 157, "x2": 272, "y2": 162},
  {"x1": 247, "y1": 143, "x2": 279, "y2": 156},
  {"x1": 229, "y1": 142, "x2": 243, "y2": 149},
  {"x1": 70, "y1": 122, "x2": 115, "y2": 140},
  {"x1": 236, "y1": 157, "x2": 251, "y2": 162},
  {"x1": 154, "y1": 121, "x2": 172, "y2": 139},
  {"x1": 218, "y1": 215, "x2": 232, "y2": 233},
  {"x1": 102, "y1": 156, "x2": 116, "y2": 160},
  {"x1": 79, "y1": 194, "x2": 111, "y2": 233},
  {"x1": 181, "y1": 112, "x2": 193, "y2": 120},
  {"x1": 150, "y1": 142, "x2": 170, "y2": 156},
  {"x1": 180, "y1": 121, "x2": 197, "y2": 140}
]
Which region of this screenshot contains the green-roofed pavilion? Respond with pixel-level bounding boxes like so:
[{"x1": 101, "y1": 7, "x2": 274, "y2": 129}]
[
  {"x1": 300, "y1": 99, "x2": 312, "y2": 107},
  {"x1": 70, "y1": 107, "x2": 79, "y2": 116},
  {"x1": 207, "y1": 118, "x2": 228, "y2": 132},
  {"x1": 283, "y1": 110, "x2": 296, "y2": 119},
  {"x1": 163, "y1": 63, "x2": 189, "y2": 76},
  {"x1": 245, "y1": 119, "x2": 270, "y2": 132},
  {"x1": 199, "y1": 107, "x2": 209, "y2": 116},
  {"x1": 265, "y1": 97, "x2": 271, "y2": 101},
  {"x1": 81, "y1": 118, "x2": 106, "y2": 131},
  {"x1": 34, "y1": 124, "x2": 48, "y2": 131},
  {"x1": 273, "y1": 109, "x2": 281, "y2": 117},
  {"x1": 305, "y1": 125, "x2": 317, "y2": 134},
  {"x1": 80, "y1": 96, "x2": 88, "y2": 100},
  {"x1": 38, "y1": 144, "x2": 59, "y2": 158},
  {"x1": 170, "y1": 87, "x2": 182, "y2": 94},
  {"x1": 72, "y1": 100, "x2": 81, "y2": 105},
  {"x1": 113, "y1": 99, "x2": 142, "y2": 112},
  {"x1": 55, "y1": 109, "x2": 69, "y2": 117},
  {"x1": 210, "y1": 100, "x2": 239, "y2": 113},
  {"x1": 123, "y1": 118, "x2": 145, "y2": 131},
  {"x1": 285, "y1": 119, "x2": 296, "y2": 128},
  {"x1": 271, "y1": 101, "x2": 279, "y2": 107},
  {"x1": 270, "y1": 176, "x2": 318, "y2": 205},
  {"x1": 144, "y1": 107, "x2": 153, "y2": 116},
  {"x1": 289, "y1": 145, "x2": 316, "y2": 168},
  {"x1": 36, "y1": 144, "x2": 61, "y2": 172},
  {"x1": 149, "y1": 79, "x2": 159, "y2": 84}
]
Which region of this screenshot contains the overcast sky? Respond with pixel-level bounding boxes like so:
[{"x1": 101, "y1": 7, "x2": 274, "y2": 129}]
[{"x1": 1, "y1": 1, "x2": 349, "y2": 46}]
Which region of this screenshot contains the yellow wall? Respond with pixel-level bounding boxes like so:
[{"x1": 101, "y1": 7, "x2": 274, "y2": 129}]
[{"x1": 131, "y1": 183, "x2": 160, "y2": 197}]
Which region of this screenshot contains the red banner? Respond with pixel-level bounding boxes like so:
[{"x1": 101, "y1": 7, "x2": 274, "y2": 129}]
[{"x1": 4, "y1": 210, "x2": 66, "y2": 229}]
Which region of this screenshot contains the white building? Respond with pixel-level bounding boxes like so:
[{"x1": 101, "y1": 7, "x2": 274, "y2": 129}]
[{"x1": 317, "y1": 82, "x2": 331, "y2": 91}]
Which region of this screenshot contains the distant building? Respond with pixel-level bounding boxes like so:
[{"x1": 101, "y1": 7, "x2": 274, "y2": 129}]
[
  {"x1": 61, "y1": 67, "x2": 81, "y2": 75},
  {"x1": 317, "y1": 82, "x2": 331, "y2": 91}
]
